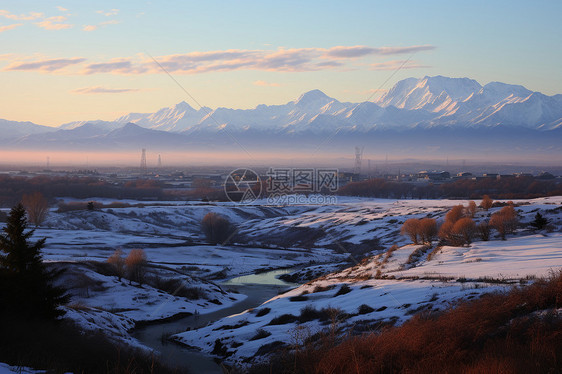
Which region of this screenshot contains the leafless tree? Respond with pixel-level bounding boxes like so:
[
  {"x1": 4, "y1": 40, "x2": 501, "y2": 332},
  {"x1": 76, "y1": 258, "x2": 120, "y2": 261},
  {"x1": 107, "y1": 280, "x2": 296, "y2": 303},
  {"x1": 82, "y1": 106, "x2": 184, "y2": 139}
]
[
  {"x1": 418, "y1": 218, "x2": 438, "y2": 244},
  {"x1": 445, "y1": 205, "x2": 465, "y2": 224},
  {"x1": 490, "y1": 206, "x2": 518, "y2": 240},
  {"x1": 201, "y1": 212, "x2": 234, "y2": 245},
  {"x1": 401, "y1": 218, "x2": 421, "y2": 244},
  {"x1": 481, "y1": 195, "x2": 493, "y2": 211},
  {"x1": 22, "y1": 192, "x2": 49, "y2": 227},
  {"x1": 451, "y1": 218, "x2": 476, "y2": 246},
  {"x1": 125, "y1": 249, "x2": 147, "y2": 285},
  {"x1": 107, "y1": 249, "x2": 125, "y2": 281}
]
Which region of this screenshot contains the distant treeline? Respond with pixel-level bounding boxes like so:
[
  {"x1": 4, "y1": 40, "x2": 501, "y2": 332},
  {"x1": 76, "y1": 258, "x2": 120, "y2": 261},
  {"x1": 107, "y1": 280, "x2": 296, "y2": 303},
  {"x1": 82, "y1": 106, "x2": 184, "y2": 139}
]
[
  {"x1": 338, "y1": 176, "x2": 562, "y2": 199},
  {"x1": 0, "y1": 175, "x2": 165, "y2": 207}
]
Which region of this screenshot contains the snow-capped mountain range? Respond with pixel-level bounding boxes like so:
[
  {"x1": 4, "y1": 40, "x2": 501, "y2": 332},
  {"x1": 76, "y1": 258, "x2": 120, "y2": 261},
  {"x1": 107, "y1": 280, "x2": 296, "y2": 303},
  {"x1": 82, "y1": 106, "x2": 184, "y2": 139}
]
[{"x1": 2, "y1": 76, "x2": 561, "y2": 157}]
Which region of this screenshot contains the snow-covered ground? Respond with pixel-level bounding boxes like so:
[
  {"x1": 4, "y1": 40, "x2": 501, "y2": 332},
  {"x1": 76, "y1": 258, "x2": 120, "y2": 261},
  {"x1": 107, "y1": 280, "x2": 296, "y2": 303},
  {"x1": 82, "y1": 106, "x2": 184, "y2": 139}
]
[
  {"x1": 171, "y1": 196, "x2": 562, "y2": 365},
  {"x1": 0, "y1": 363, "x2": 45, "y2": 374},
  {"x1": 4, "y1": 195, "x2": 560, "y2": 366}
]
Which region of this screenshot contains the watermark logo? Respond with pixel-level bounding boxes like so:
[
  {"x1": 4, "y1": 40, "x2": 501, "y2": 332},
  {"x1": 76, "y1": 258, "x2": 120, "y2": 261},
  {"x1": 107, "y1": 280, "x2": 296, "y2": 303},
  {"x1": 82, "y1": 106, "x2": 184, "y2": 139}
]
[
  {"x1": 225, "y1": 167, "x2": 339, "y2": 205},
  {"x1": 266, "y1": 168, "x2": 339, "y2": 195},
  {"x1": 224, "y1": 168, "x2": 262, "y2": 203}
]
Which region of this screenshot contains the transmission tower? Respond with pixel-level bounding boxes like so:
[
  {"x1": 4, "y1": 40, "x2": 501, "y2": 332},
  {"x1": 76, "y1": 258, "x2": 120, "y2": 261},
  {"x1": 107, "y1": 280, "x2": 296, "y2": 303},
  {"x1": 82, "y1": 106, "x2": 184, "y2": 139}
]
[
  {"x1": 140, "y1": 148, "x2": 147, "y2": 175},
  {"x1": 157, "y1": 154, "x2": 162, "y2": 169},
  {"x1": 354, "y1": 146, "x2": 364, "y2": 174}
]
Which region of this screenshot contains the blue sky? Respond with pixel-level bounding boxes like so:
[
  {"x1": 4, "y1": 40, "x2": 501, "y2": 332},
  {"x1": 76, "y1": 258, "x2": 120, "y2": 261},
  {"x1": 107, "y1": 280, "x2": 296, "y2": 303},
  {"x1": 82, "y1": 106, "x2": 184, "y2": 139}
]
[{"x1": 0, "y1": 0, "x2": 560, "y2": 125}]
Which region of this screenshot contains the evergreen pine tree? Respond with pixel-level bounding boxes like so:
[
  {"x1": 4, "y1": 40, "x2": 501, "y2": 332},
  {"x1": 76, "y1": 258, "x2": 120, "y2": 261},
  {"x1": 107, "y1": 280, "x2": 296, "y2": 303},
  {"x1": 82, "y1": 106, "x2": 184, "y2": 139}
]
[
  {"x1": 530, "y1": 212, "x2": 548, "y2": 231},
  {"x1": 0, "y1": 203, "x2": 67, "y2": 319}
]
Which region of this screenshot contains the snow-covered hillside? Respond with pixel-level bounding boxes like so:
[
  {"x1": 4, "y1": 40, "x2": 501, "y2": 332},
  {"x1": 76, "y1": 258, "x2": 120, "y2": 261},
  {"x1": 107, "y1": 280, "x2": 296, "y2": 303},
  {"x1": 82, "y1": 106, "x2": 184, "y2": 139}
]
[
  {"x1": 4, "y1": 195, "x2": 560, "y2": 367},
  {"x1": 169, "y1": 196, "x2": 562, "y2": 365}
]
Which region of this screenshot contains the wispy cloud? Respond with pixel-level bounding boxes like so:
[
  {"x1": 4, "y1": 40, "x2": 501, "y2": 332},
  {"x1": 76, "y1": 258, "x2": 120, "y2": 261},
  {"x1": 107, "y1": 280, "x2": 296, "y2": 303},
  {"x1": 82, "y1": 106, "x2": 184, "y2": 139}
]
[
  {"x1": 325, "y1": 45, "x2": 435, "y2": 58},
  {"x1": 83, "y1": 58, "x2": 147, "y2": 74},
  {"x1": 370, "y1": 59, "x2": 430, "y2": 71},
  {"x1": 56, "y1": 6, "x2": 68, "y2": 12},
  {"x1": 36, "y1": 15, "x2": 72, "y2": 30},
  {"x1": 3, "y1": 45, "x2": 434, "y2": 76},
  {"x1": 0, "y1": 23, "x2": 22, "y2": 32},
  {"x1": 82, "y1": 45, "x2": 434, "y2": 75},
  {"x1": 96, "y1": 9, "x2": 119, "y2": 17},
  {"x1": 4, "y1": 57, "x2": 86, "y2": 72},
  {"x1": 83, "y1": 19, "x2": 119, "y2": 32},
  {"x1": 0, "y1": 10, "x2": 43, "y2": 21},
  {"x1": 0, "y1": 9, "x2": 72, "y2": 30},
  {"x1": 71, "y1": 86, "x2": 140, "y2": 94},
  {"x1": 253, "y1": 80, "x2": 281, "y2": 87}
]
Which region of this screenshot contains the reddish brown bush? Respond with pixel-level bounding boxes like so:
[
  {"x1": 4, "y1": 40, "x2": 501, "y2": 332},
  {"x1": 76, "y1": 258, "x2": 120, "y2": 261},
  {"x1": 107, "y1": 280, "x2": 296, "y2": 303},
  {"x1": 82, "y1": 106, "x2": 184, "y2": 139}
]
[
  {"x1": 450, "y1": 217, "x2": 476, "y2": 246},
  {"x1": 445, "y1": 204, "x2": 465, "y2": 224},
  {"x1": 418, "y1": 218, "x2": 438, "y2": 244},
  {"x1": 201, "y1": 212, "x2": 235, "y2": 245},
  {"x1": 125, "y1": 249, "x2": 147, "y2": 285},
  {"x1": 400, "y1": 219, "x2": 421, "y2": 244},
  {"x1": 490, "y1": 205, "x2": 518, "y2": 240},
  {"x1": 438, "y1": 220, "x2": 454, "y2": 243},
  {"x1": 481, "y1": 195, "x2": 493, "y2": 211},
  {"x1": 107, "y1": 249, "x2": 125, "y2": 281}
]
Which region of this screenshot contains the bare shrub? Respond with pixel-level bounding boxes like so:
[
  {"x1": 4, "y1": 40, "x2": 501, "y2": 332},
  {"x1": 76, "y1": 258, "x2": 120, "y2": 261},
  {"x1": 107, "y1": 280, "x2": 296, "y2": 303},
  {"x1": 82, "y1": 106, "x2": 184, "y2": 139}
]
[
  {"x1": 250, "y1": 328, "x2": 272, "y2": 341},
  {"x1": 418, "y1": 218, "x2": 438, "y2": 244},
  {"x1": 334, "y1": 284, "x2": 352, "y2": 297},
  {"x1": 125, "y1": 249, "x2": 147, "y2": 285},
  {"x1": 201, "y1": 212, "x2": 235, "y2": 245},
  {"x1": 382, "y1": 244, "x2": 399, "y2": 263},
  {"x1": 57, "y1": 201, "x2": 88, "y2": 212},
  {"x1": 481, "y1": 194, "x2": 493, "y2": 211},
  {"x1": 400, "y1": 219, "x2": 420, "y2": 244},
  {"x1": 22, "y1": 192, "x2": 49, "y2": 226},
  {"x1": 450, "y1": 218, "x2": 476, "y2": 246},
  {"x1": 490, "y1": 205, "x2": 518, "y2": 240},
  {"x1": 438, "y1": 220, "x2": 454, "y2": 243},
  {"x1": 445, "y1": 205, "x2": 465, "y2": 224},
  {"x1": 107, "y1": 249, "x2": 125, "y2": 281}
]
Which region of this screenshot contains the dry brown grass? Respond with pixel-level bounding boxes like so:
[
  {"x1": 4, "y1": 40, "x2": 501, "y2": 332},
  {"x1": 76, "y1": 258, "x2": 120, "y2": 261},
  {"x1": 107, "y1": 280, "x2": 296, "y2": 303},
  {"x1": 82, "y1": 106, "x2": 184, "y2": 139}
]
[{"x1": 250, "y1": 271, "x2": 562, "y2": 374}]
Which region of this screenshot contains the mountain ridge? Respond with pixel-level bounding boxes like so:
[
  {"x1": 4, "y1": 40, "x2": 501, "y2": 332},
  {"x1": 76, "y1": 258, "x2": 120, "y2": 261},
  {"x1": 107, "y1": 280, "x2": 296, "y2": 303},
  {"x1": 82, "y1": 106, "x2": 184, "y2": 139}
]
[{"x1": 1, "y1": 75, "x2": 561, "y2": 159}]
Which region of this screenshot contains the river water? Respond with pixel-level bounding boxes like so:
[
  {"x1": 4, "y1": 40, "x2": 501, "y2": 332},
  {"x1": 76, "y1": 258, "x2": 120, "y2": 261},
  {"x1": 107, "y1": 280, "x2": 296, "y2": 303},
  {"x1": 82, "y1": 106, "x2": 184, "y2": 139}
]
[{"x1": 132, "y1": 268, "x2": 297, "y2": 373}]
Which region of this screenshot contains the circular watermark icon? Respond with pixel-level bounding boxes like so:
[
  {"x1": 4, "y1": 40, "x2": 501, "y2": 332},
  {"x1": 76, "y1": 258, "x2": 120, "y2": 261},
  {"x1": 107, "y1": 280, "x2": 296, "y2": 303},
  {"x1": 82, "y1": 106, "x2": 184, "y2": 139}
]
[{"x1": 224, "y1": 168, "x2": 262, "y2": 203}]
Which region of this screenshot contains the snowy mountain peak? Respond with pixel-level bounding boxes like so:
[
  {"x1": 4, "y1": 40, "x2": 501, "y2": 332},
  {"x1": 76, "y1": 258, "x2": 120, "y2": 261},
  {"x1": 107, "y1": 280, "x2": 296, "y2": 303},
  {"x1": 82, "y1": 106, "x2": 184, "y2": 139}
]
[
  {"x1": 294, "y1": 89, "x2": 334, "y2": 106},
  {"x1": 418, "y1": 75, "x2": 482, "y2": 99},
  {"x1": 480, "y1": 82, "x2": 533, "y2": 100},
  {"x1": 377, "y1": 76, "x2": 482, "y2": 112},
  {"x1": 173, "y1": 101, "x2": 195, "y2": 112}
]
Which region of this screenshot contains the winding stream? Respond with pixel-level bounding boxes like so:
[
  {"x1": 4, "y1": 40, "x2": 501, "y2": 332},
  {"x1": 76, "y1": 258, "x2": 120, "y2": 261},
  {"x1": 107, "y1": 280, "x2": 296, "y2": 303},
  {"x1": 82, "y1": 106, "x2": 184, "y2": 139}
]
[{"x1": 132, "y1": 268, "x2": 297, "y2": 373}]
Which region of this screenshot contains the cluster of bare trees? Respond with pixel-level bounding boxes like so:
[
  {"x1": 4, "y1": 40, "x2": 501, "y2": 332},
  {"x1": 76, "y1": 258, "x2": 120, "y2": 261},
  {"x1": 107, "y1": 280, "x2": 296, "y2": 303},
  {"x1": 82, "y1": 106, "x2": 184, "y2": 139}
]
[
  {"x1": 400, "y1": 218, "x2": 437, "y2": 245},
  {"x1": 401, "y1": 196, "x2": 520, "y2": 247},
  {"x1": 107, "y1": 249, "x2": 147, "y2": 285}
]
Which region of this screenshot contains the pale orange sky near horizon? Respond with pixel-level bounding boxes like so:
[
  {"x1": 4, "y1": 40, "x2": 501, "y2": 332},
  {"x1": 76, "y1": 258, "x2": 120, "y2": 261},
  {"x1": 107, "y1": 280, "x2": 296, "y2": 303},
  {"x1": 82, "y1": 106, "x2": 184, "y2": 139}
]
[{"x1": 0, "y1": 1, "x2": 560, "y2": 126}]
